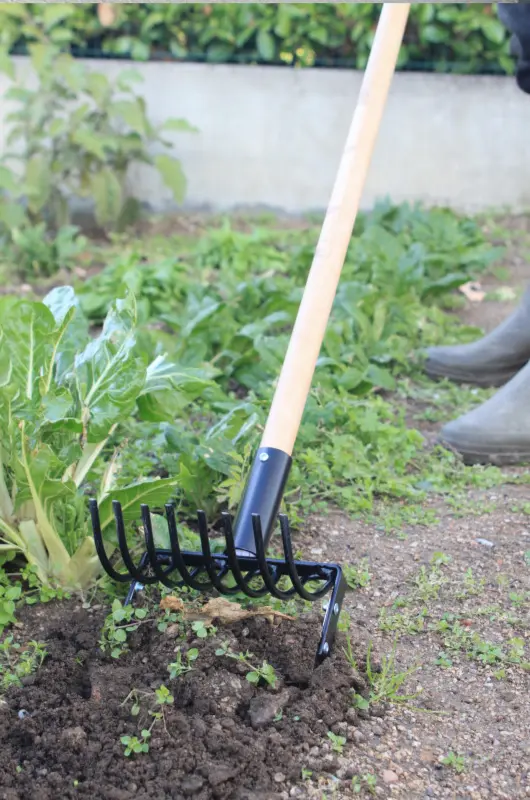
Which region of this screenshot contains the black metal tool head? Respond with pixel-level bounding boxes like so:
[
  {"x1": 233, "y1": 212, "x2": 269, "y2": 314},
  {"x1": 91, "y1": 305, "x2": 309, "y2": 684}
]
[{"x1": 89, "y1": 499, "x2": 346, "y2": 663}]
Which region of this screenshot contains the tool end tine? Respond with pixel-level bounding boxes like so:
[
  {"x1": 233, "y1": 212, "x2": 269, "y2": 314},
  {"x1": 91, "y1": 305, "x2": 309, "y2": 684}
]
[
  {"x1": 221, "y1": 511, "x2": 233, "y2": 536},
  {"x1": 89, "y1": 498, "x2": 101, "y2": 535},
  {"x1": 112, "y1": 499, "x2": 123, "y2": 519},
  {"x1": 140, "y1": 503, "x2": 151, "y2": 522},
  {"x1": 251, "y1": 512, "x2": 263, "y2": 537},
  {"x1": 279, "y1": 513, "x2": 294, "y2": 551}
]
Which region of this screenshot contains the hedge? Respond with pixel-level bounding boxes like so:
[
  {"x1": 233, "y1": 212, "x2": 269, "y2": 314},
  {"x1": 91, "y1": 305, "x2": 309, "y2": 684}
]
[{"x1": 0, "y1": 3, "x2": 516, "y2": 75}]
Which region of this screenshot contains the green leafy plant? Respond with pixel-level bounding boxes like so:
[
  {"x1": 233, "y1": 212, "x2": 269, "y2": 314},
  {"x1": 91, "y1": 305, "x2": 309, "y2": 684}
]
[
  {"x1": 215, "y1": 640, "x2": 278, "y2": 688},
  {"x1": 0, "y1": 12, "x2": 195, "y2": 235},
  {"x1": 351, "y1": 774, "x2": 377, "y2": 795},
  {"x1": 0, "y1": 286, "x2": 213, "y2": 590},
  {"x1": 0, "y1": 581, "x2": 22, "y2": 633},
  {"x1": 441, "y1": 751, "x2": 466, "y2": 773},
  {"x1": 0, "y1": 4, "x2": 515, "y2": 75},
  {"x1": 167, "y1": 647, "x2": 198, "y2": 679},
  {"x1": 78, "y1": 204, "x2": 503, "y2": 525},
  {"x1": 327, "y1": 731, "x2": 346, "y2": 754},
  {"x1": 99, "y1": 599, "x2": 150, "y2": 658},
  {"x1": 343, "y1": 558, "x2": 371, "y2": 590},
  {"x1": 121, "y1": 732, "x2": 151, "y2": 757},
  {"x1": 1, "y1": 224, "x2": 88, "y2": 280},
  {"x1": 0, "y1": 635, "x2": 47, "y2": 691},
  {"x1": 190, "y1": 620, "x2": 217, "y2": 639},
  {"x1": 346, "y1": 637, "x2": 421, "y2": 710},
  {"x1": 121, "y1": 682, "x2": 174, "y2": 757}
]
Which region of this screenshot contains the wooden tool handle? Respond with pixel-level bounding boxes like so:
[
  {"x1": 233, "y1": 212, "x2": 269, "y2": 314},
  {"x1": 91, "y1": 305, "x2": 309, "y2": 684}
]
[{"x1": 260, "y1": 3, "x2": 410, "y2": 455}]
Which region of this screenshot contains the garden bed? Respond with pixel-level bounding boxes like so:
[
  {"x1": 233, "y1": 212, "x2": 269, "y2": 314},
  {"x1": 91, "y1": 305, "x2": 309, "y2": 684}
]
[{"x1": 0, "y1": 598, "x2": 371, "y2": 800}]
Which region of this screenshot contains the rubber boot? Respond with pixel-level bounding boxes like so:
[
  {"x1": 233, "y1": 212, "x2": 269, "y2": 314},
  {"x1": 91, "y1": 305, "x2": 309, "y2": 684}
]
[
  {"x1": 424, "y1": 286, "x2": 530, "y2": 387},
  {"x1": 438, "y1": 358, "x2": 530, "y2": 465}
]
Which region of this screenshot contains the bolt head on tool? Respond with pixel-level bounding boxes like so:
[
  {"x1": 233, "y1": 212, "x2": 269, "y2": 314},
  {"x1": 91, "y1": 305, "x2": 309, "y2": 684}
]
[{"x1": 259, "y1": 452, "x2": 269, "y2": 462}]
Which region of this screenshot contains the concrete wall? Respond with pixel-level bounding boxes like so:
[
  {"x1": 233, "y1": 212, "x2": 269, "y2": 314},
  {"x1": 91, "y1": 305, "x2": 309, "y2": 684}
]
[{"x1": 2, "y1": 57, "x2": 530, "y2": 214}]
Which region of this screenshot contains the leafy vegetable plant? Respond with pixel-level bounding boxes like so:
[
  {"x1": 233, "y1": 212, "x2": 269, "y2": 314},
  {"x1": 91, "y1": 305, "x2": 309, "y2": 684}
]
[
  {"x1": 0, "y1": 11, "x2": 196, "y2": 235},
  {"x1": 0, "y1": 286, "x2": 214, "y2": 590}
]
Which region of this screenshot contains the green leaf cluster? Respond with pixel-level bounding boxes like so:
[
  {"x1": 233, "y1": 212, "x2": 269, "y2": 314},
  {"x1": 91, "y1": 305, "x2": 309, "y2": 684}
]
[
  {"x1": 78, "y1": 201, "x2": 504, "y2": 523},
  {"x1": 0, "y1": 3, "x2": 514, "y2": 75},
  {"x1": 0, "y1": 286, "x2": 214, "y2": 590},
  {"x1": 0, "y1": 9, "x2": 195, "y2": 248}
]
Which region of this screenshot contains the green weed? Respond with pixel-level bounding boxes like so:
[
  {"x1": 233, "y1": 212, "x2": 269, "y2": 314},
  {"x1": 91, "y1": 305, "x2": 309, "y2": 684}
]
[
  {"x1": 345, "y1": 637, "x2": 420, "y2": 710},
  {"x1": 79, "y1": 204, "x2": 505, "y2": 528},
  {"x1": 352, "y1": 773, "x2": 377, "y2": 795},
  {"x1": 167, "y1": 648, "x2": 198, "y2": 679},
  {"x1": 327, "y1": 731, "x2": 346, "y2": 754},
  {"x1": 344, "y1": 558, "x2": 371, "y2": 590},
  {"x1": 215, "y1": 641, "x2": 278, "y2": 688},
  {"x1": 99, "y1": 599, "x2": 150, "y2": 658},
  {"x1": 441, "y1": 751, "x2": 466, "y2": 773},
  {"x1": 0, "y1": 636, "x2": 47, "y2": 691}
]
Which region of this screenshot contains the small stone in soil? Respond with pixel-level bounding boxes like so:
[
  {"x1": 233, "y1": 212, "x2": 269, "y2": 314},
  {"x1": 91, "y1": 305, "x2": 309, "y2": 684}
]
[
  {"x1": 382, "y1": 769, "x2": 399, "y2": 784},
  {"x1": 248, "y1": 689, "x2": 290, "y2": 729}
]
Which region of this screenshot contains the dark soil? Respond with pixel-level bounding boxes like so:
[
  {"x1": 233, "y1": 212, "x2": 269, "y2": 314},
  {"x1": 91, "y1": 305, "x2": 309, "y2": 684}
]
[{"x1": 0, "y1": 599, "x2": 369, "y2": 800}]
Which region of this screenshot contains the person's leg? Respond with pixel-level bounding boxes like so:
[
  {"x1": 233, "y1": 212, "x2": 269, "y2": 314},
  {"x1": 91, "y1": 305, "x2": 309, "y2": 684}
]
[
  {"x1": 498, "y1": 2, "x2": 530, "y2": 93},
  {"x1": 424, "y1": 288, "x2": 530, "y2": 387},
  {"x1": 430, "y1": 4, "x2": 530, "y2": 464}
]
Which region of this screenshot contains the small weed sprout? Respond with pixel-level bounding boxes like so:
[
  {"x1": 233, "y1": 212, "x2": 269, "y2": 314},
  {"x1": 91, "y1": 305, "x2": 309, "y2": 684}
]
[
  {"x1": 100, "y1": 600, "x2": 149, "y2": 658},
  {"x1": 345, "y1": 638, "x2": 421, "y2": 710},
  {"x1": 167, "y1": 648, "x2": 198, "y2": 679},
  {"x1": 191, "y1": 620, "x2": 217, "y2": 639},
  {"x1": 344, "y1": 559, "x2": 371, "y2": 590},
  {"x1": 412, "y1": 565, "x2": 447, "y2": 604},
  {"x1": 352, "y1": 773, "x2": 377, "y2": 795},
  {"x1": 441, "y1": 751, "x2": 466, "y2": 773},
  {"x1": 456, "y1": 568, "x2": 485, "y2": 599},
  {"x1": 327, "y1": 731, "x2": 346, "y2": 754},
  {"x1": 215, "y1": 641, "x2": 278, "y2": 688},
  {"x1": 120, "y1": 683, "x2": 174, "y2": 756},
  {"x1": 0, "y1": 637, "x2": 47, "y2": 691},
  {"x1": 121, "y1": 731, "x2": 151, "y2": 757}
]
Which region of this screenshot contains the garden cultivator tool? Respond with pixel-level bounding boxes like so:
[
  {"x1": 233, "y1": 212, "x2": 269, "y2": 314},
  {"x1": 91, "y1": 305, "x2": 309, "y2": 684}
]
[{"x1": 90, "y1": 3, "x2": 410, "y2": 663}]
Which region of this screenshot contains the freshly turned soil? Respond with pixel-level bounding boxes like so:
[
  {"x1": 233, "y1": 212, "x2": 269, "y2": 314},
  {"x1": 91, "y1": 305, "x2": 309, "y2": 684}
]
[{"x1": 0, "y1": 600, "x2": 368, "y2": 800}]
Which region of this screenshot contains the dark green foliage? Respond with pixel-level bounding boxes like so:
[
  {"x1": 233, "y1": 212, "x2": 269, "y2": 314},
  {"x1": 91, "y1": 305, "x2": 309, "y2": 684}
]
[{"x1": 0, "y1": 3, "x2": 514, "y2": 75}]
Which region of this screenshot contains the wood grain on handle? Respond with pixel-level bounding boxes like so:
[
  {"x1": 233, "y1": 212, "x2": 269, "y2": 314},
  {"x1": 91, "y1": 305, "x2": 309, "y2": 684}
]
[{"x1": 260, "y1": 3, "x2": 410, "y2": 455}]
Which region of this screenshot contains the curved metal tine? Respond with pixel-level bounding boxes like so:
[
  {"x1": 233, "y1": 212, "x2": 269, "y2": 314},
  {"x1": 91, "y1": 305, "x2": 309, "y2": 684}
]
[
  {"x1": 197, "y1": 511, "x2": 240, "y2": 595},
  {"x1": 279, "y1": 515, "x2": 333, "y2": 600},
  {"x1": 221, "y1": 512, "x2": 270, "y2": 599},
  {"x1": 251, "y1": 515, "x2": 296, "y2": 601},
  {"x1": 165, "y1": 504, "x2": 213, "y2": 592},
  {"x1": 113, "y1": 501, "x2": 158, "y2": 585},
  {"x1": 90, "y1": 499, "x2": 132, "y2": 583},
  {"x1": 141, "y1": 504, "x2": 186, "y2": 590}
]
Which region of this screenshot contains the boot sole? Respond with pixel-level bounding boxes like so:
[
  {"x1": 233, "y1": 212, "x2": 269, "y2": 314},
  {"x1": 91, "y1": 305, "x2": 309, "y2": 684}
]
[
  {"x1": 437, "y1": 436, "x2": 530, "y2": 467},
  {"x1": 424, "y1": 362, "x2": 523, "y2": 388}
]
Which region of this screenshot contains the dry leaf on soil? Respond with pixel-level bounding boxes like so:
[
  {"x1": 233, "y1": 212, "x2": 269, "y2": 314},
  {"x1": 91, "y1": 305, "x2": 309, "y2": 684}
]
[
  {"x1": 458, "y1": 281, "x2": 485, "y2": 303},
  {"x1": 159, "y1": 595, "x2": 295, "y2": 625},
  {"x1": 159, "y1": 596, "x2": 185, "y2": 613}
]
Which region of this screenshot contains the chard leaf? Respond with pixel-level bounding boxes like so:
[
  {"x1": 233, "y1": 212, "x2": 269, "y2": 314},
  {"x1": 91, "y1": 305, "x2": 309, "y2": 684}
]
[
  {"x1": 137, "y1": 354, "x2": 218, "y2": 422},
  {"x1": 74, "y1": 294, "x2": 145, "y2": 441},
  {"x1": 0, "y1": 299, "x2": 57, "y2": 400},
  {"x1": 14, "y1": 438, "x2": 74, "y2": 585},
  {"x1": 43, "y1": 286, "x2": 89, "y2": 383},
  {"x1": 96, "y1": 477, "x2": 179, "y2": 538}
]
